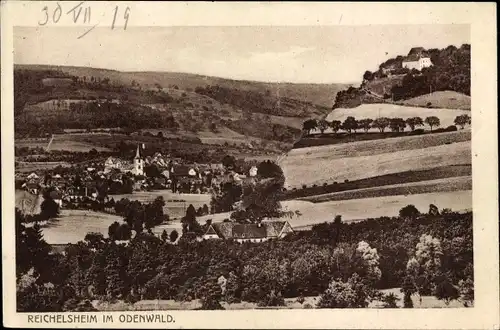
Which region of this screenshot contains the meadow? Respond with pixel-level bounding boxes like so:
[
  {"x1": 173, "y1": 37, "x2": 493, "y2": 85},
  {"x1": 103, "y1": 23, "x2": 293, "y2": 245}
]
[
  {"x1": 281, "y1": 140, "x2": 470, "y2": 188},
  {"x1": 401, "y1": 91, "x2": 471, "y2": 110},
  {"x1": 299, "y1": 176, "x2": 471, "y2": 203}
]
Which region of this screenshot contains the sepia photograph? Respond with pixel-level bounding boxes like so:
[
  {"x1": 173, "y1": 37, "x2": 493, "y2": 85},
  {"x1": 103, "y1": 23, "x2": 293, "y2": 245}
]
[{"x1": 2, "y1": 2, "x2": 498, "y2": 329}]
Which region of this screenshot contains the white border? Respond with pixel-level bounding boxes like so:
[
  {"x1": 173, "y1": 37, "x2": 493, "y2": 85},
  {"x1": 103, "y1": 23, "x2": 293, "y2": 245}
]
[{"x1": 2, "y1": 2, "x2": 499, "y2": 329}]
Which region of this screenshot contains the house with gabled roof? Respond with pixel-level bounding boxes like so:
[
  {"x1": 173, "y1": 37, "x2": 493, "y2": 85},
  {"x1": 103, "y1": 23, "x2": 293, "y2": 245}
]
[{"x1": 202, "y1": 220, "x2": 294, "y2": 243}]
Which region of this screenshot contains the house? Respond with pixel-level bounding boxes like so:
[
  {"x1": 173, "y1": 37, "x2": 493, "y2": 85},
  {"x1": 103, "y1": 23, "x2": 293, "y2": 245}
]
[
  {"x1": 402, "y1": 48, "x2": 432, "y2": 71},
  {"x1": 202, "y1": 221, "x2": 294, "y2": 243}
]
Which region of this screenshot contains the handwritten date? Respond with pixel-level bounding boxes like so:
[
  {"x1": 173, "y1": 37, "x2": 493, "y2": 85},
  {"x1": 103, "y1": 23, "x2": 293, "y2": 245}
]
[{"x1": 38, "y1": 2, "x2": 130, "y2": 39}]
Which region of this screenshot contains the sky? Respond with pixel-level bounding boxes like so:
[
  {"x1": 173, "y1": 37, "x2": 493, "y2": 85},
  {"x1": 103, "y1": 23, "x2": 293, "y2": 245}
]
[{"x1": 14, "y1": 25, "x2": 470, "y2": 84}]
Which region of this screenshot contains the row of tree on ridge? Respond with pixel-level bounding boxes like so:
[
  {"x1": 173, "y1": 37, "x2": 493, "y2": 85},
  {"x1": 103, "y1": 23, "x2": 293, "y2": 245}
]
[{"x1": 302, "y1": 114, "x2": 471, "y2": 135}]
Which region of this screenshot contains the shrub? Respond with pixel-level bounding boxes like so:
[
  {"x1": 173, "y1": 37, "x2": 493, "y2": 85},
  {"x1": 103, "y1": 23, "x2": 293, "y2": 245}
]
[
  {"x1": 409, "y1": 128, "x2": 425, "y2": 135},
  {"x1": 445, "y1": 125, "x2": 458, "y2": 132},
  {"x1": 426, "y1": 102, "x2": 432, "y2": 107}
]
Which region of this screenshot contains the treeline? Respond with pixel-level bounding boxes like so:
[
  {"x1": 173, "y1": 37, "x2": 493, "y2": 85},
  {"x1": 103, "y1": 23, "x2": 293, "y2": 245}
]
[
  {"x1": 302, "y1": 113, "x2": 471, "y2": 135},
  {"x1": 15, "y1": 101, "x2": 182, "y2": 138},
  {"x1": 16, "y1": 205, "x2": 473, "y2": 311}
]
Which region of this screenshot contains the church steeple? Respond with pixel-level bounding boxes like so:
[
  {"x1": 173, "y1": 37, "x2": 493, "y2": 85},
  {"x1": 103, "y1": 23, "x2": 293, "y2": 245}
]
[{"x1": 135, "y1": 144, "x2": 141, "y2": 159}]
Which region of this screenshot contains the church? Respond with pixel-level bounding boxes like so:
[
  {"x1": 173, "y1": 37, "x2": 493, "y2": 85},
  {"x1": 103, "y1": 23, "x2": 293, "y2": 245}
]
[{"x1": 104, "y1": 144, "x2": 145, "y2": 176}]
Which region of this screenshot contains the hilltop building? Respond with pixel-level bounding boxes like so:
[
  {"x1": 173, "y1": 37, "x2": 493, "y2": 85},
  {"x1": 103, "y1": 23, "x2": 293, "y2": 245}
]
[{"x1": 402, "y1": 48, "x2": 433, "y2": 71}]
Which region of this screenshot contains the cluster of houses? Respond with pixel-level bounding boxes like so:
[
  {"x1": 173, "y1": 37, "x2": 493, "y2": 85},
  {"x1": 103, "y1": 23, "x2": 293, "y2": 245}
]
[{"x1": 17, "y1": 144, "x2": 261, "y2": 208}]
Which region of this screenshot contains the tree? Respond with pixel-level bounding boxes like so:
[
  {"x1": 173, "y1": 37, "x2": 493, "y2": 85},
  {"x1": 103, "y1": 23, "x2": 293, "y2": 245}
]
[
  {"x1": 358, "y1": 118, "x2": 373, "y2": 133},
  {"x1": 40, "y1": 198, "x2": 60, "y2": 220},
  {"x1": 372, "y1": 117, "x2": 390, "y2": 133},
  {"x1": 382, "y1": 293, "x2": 399, "y2": 308},
  {"x1": 454, "y1": 114, "x2": 471, "y2": 129},
  {"x1": 169, "y1": 230, "x2": 179, "y2": 243},
  {"x1": 434, "y1": 274, "x2": 459, "y2": 305},
  {"x1": 363, "y1": 70, "x2": 374, "y2": 82},
  {"x1": 317, "y1": 119, "x2": 329, "y2": 134},
  {"x1": 341, "y1": 116, "x2": 358, "y2": 133},
  {"x1": 405, "y1": 117, "x2": 424, "y2": 131},
  {"x1": 199, "y1": 277, "x2": 224, "y2": 310},
  {"x1": 389, "y1": 118, "x2": 406, "y2": 132},
  {"x1": 317, "y1": 274, "x2": 373, "y2": 308},
  {"x1": 302, "y1": 119, "x2": 318, "y2": 135},
  {"x1": 329, "y1": 120, "x2": 342, "y2": 133},
  {"x1": 399, "y1": 204, "x2": 420, "y2": 220},
  {"x1": 160, "y1": 229, "x2": 169, "y2": 242},
  {"x1": 257, "y1": 160, "x2": 284, "y2": 180},
  {"x1": 428, "y1": 204, "x2": 440, "y2": 216},
  {"x1": 458, "y1": 278, "x2": 474, "y2": 307},
  {"x1": 221, "y1": 154, "x2": 236, "y2": 169},
  {"x1": 424, "y1": 116, "x2": 440, "y2": 131}
]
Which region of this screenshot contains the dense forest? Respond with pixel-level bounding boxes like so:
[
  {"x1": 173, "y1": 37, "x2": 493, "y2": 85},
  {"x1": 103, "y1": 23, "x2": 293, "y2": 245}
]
[
  {"x1": 16, "y1": 204, "x2": 473, "y2": 311},
  {"x1": 333, "y1": 44, "x2": 471, "y2": 108}
]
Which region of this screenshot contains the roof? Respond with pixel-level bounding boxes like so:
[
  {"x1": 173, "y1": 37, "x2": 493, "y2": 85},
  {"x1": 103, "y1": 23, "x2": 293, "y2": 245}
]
[
  {"x1": 408, "y1": 47, "x2": 425, "y2": 55},
  {"x1": 205, "y1": 225, "x2": 218, "y2": 235},
  {"x1": 403, "y1": 54, "x2": 420, "y2": 62},
  {"x1": 171, "y1": 165, "x2": 197, "y2": 176},
  {"x1": 209, "y1": 221, "x2": 289, "y2": 240}
]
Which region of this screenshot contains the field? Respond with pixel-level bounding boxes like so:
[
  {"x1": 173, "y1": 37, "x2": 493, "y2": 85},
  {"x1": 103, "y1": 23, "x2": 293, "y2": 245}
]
[
  {"x1": 282, "y1": 190, "x2": 472, "y2": 229},
  {"x1": 37, "y1": 209, "x2": 123, "y2": 245},
  {"x1": 16, "y1": 135, "x2": 112, "y2": 152},
  {"x1": 197, "y1": 190, "x2": 472, "y2": 229},
  {"x1": 281, "y1": 138, "x2": 470, "y2": 188},
  {"x1": 91, "y1": 287, "x2": 462, "y2": 311},
  {"x1": 15, "y1": 161, "x2": 72, "y2": 173},
  {"x1": 299, "y1": 176, "x2": 471, "y2": 203},
  {"x1": 324, "y1": 103, "x2": 470, "y2": 133},
  {"x1": 401, "y1": 91, "x2": 471, "y2": 110}
]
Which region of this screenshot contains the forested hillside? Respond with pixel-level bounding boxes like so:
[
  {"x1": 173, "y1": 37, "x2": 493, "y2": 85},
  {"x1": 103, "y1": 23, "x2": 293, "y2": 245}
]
[{"x1": 333, "y1": 44, "x2": 470, "y2": 109}]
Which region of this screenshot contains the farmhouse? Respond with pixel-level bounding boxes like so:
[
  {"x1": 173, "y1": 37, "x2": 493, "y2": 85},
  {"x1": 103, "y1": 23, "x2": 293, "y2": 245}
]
[{"x1": 202, "y1": 221, "x2": 294, "y2": 243}]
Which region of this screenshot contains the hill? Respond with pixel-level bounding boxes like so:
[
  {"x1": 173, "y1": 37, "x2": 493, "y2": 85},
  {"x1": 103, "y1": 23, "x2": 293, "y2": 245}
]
[
  {"x1": 15, "y1": 64, "x2": 347, "y2": 108},
  {"x1": 332, "y1": 44, "x2": 470, "y2": 109},
  {"x1": 14, "y1": 65, "x2": 348, "y2": 153},
  {"x1": 401, "y1": 91, "x2": 471, "y2": 110}
]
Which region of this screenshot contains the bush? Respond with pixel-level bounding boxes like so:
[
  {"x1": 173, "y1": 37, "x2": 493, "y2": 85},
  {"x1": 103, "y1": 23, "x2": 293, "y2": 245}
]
[
  {"x1": 445, "y1": 125, "x2": 458, "y2": 132},
  {"x1": 409, "y1": 128, "x2": 425, "y2": 135}
]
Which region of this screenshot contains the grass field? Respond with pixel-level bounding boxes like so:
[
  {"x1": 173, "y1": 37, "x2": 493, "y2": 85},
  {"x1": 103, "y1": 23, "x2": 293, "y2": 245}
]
[
  {"x1": 283, "y1": 164, "x2": 471, "y2": 200},
  {"x1": 401, "y1": 91, "x2": 471, "y2": 110},
  {"x1": 197, "y1": 190, "x2": 471, "y2": 228},
  {"x1": 299, "y1": 176, "x2": 471, "y2": 203},
  {"x1": 324, "y1": 103, "x2": 470, "y2": 133},
  {"x1": 16, "y1": 135, "x2": 112, "y2": 152},
  {"x1": 16, "y1": 161, "x2": 72, "y2": 173},
  {"x1": 292, "y1": 130, "x2": 470, "y2": 160},
  {"x1": 91, "y1": 287, "x2": 463, "y2": 311},
  {"x1": 39, "y1": 209, "x2": 123, "y2": 244},
  {"x1": 281, "y1": 140, "x2": 470, "y2": 188},
  {"x1": 282, "y1": 190, "x2": 472, "y2": 228}
]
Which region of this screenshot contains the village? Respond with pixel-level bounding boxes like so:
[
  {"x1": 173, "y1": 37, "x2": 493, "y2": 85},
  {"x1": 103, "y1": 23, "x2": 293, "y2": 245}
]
[{"x1": 15, "y1": 142, "x2": 295, "y2": 245}]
